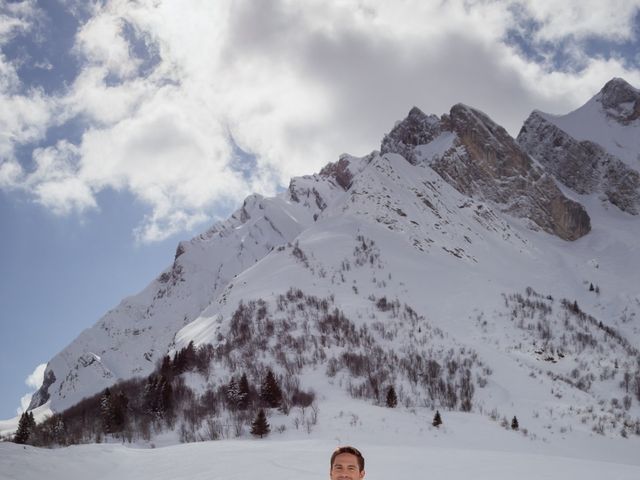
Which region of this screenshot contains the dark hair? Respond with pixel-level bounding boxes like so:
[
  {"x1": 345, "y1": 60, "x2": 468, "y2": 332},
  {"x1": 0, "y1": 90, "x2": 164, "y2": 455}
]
[{"x1": 330, "y1": 446, "x2": 365, "y2": 472}]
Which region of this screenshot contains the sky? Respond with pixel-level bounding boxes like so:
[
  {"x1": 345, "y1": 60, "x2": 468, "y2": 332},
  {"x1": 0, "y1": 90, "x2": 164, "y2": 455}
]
[{"x1": 1, "y1": 0, "x2": 640, "y2": 420}]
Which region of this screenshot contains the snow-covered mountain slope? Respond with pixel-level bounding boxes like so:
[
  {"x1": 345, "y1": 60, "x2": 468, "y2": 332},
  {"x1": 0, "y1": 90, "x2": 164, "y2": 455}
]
[
  {"x1": 517, "y1": 78, "x2": 640, "y2": 215},
  {"x1": 170, "y1": 149, "x2": 640, "y2": 437},
  {"x1": 28, "y1": 166, "x2": 360, "y2": 412},
  {"x1": 527, "y1": 78, "x2": 640, "y2": 169},
  {"x1": 21, "y1": 78, "x2": 640, "y2": 444}
]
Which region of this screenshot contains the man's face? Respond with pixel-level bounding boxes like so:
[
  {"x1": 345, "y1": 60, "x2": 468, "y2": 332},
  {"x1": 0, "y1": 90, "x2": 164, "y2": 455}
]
[{"x1": 330, "y1": 453, "x2": 365, "y2": 480}]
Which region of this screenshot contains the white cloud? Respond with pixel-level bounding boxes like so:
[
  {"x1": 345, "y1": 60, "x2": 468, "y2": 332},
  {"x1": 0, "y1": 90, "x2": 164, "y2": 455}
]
[
  {"x1": 0, "y1": 0, "x2": 41, "y2": 44},
  {"x1": 18, "y1": 393, "x2": 32, "y2": 415},
  {"x1": 2, "y1": 0, "x2": 640, "y2": 241},
  {"x1": 25, "y1": 141, "x2": 96, "y2": 215},
  {"x1": 0, "y1": 88, "x2": 53, "y2": 157},
  {"x1": 25, "y1": 363, "x2": 46, "y2": 389},
  {"x1": 63, "y1": 68, "x2": 149, "y2": 125},
  {"x1": 73, "y1": 4, "x2": 140, "y2": 80},
  {"x1": 514, "y1": 0, "x2": 640, "y2": 43},
  {"x1": 0, "y1": 2, "x2": 54, "y2": 174},
  {"x1": 16, "y1": 363, "x2": 47, "y2": 414},
  {"x1": 0, "y1": 158, "x2": 22, "y2": 187}
]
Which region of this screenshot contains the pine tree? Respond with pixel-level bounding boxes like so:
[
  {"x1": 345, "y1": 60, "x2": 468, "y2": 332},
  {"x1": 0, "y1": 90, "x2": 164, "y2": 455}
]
[
  {"x1": 250, "y1": 409, "x2": 270, "y2": 438},
  {"x1": 143, "y1": 376, "x2": 159, "y2": 414},
  {"x1": 226, "y1": 378, "x2": 242, "y2": 410},
  {"x1": 160, "y1": 355, "x2": 173, "y2": 379},
  {"x1": 182, "y1": 341, "x2": 196, "y2": 371},
  {"x1": 14, "y1": 412, "x2": 32, "y2": 444},
  {"x1": 386, "y1": 386, "x2": 398, "y2": 408},
  {"x1": 459, "y1": 368, "x2": 474, "y2": 412},
  {"x1": 238, "y1": 373, "x2": 251, "y2": 410},
  {"x1": 100, "y1": 388, "x2": 114, "y2": 434},
  {"x1": 99, "y1": 389, "x2": 128, "y2": 435},
  {"x1": 160, "y1": 376, "x2": 174, "y2": 418},
  {"x1": 511, "y1": 416, "x2": 519, "y2": 431},
  {"x1": 143, "y1": 374, "x2": 173, "y2": 419},
  {"x1": 432, "y1": 410, "x2": 442, "y2": 428},
  {"x1": 53, "y1": 416, "x2": 66, "y2": 445},
  {"x1": 27, "y1": 412, "x2": 36, "y2": 431},
  {"x1": 260, "y1": 369, "x2": 282, "y2": 408},
  {"x1": 112, "y1": 391, "x2": 128, "y2": 432}
]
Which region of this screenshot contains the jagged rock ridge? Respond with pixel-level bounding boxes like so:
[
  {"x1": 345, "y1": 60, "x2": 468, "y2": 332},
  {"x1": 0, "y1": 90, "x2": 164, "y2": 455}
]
[
  {"x1": 599, "y1": 77, "x2": 640, "y2": 125},
  {"x1": 518, "y1": 111, "x2": 640, "y2": 215},
  {"x1": 517, "y1": 78, "x2": 640, "y2": 215},
  {"x1": 381, "y1": 104, "x2": 591, "y2": 240}
]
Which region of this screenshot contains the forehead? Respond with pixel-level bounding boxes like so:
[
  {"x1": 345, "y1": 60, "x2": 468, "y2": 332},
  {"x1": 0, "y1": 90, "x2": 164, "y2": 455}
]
[{"x1": 332, "y1": 453, "x2": 360, "y2": 467}]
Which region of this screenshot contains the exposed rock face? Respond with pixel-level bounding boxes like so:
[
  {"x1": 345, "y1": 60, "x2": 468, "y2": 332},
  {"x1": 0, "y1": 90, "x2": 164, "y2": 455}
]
[
  {"x1": 319, "y1": 156, "x2": 355, "y2": 190},
  {"x1": 27, "y1": 370, "x2": 55, "y2": 411},
  {"x1": 318, "y1": 153, "x2": 373, "y2": 190},
  {"x1": 518, "y1": 112, "x2": 640, "y2": 215},
  {"x1": 381, "y1": 107, "x2": 441, "y2": 164},
  {"x1": 381, "y1": 105, "x2": 591, "y2": 241},
  {"x1": 599, "y1": 78, "x2": 640, "y2": 124}
]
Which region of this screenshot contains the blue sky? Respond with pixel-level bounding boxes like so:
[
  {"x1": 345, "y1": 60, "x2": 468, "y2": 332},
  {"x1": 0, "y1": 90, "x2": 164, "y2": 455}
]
[{"x1": 1, "y1": 0, "x2": 640, "y2": 419}]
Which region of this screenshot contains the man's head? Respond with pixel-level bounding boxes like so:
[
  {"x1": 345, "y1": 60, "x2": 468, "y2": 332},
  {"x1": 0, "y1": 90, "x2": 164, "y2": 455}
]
[{"x1": 329, "y1": 446, "x2": 365, "y2": 480}]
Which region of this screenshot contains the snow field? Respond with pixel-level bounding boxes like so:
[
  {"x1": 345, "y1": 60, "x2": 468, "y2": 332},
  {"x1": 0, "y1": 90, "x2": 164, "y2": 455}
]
[{"x1": 2, "y1": 432, "x2": 639, "y2": 480}]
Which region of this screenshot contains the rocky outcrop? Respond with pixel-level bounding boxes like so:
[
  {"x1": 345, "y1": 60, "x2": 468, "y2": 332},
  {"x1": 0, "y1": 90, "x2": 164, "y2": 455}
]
[
  {"x1": 27, "y1": 370, "x2": 55, "y2": 411},
  {"x1": 317, "y1": 153, "x2": 374, "y2": 190},
  {"x1": 381, "y1": 107, "x2": 441, "y2": 164},
  {"x1": 381, "y1": 104, "x2": 591, "y2": 241},
  {"x1": 518, "y1": 111, "x2": 640, "y2": 215},
  {"x1": 598, "y1": 77, "x2": 640, "y2": 125}
]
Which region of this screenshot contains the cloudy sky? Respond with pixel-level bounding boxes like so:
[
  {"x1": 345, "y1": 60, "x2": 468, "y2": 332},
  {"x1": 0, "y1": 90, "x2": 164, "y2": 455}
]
[{"x1": 1, "y1": 0, "x2": 640, "y2": 419}]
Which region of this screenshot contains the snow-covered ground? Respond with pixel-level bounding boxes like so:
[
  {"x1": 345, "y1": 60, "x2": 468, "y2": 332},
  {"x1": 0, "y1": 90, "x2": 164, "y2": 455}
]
[
  {"x1": 2, "y1": 404, "x2": 639, "y2": 480},
  {"x1": 3, "y1": 440, "x2": 638, "y2": 480},
  {"x1": 3, "y1": 383, "x2": 640, "y2": 479}
]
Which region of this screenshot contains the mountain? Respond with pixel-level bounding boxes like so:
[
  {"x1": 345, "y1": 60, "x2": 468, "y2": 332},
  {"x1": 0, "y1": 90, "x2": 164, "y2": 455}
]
[
  {"x1": 518, "y1": 78, "x2": 640, "y2": 214},
  {"x1": 524, "y1": 78, "x2": 640, "y2": 167},
  {"x1": 381, "y1": 103, "x2": 590, "y2": 240},
  {"x1": 20, "y1": 79, "x2": 640, "y2": 445},
  {"x1": 27, "y1": 172, "x2": 347, "y2": 412}
]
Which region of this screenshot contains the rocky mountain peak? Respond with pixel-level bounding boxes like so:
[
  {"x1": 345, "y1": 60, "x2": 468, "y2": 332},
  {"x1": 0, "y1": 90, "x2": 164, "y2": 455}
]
[
  {"x1": 381, "y1": 103, "x2": 590, "y2": 241},
  {"x1": 598, "y1": 77, "x2": 640, "y2": 124},
  {"x1": 318, "y1": 155, "x2": 357, "y2": 190},
  {"x1": 446, "y1": 103, "x2": 531, "y2": 178},
  {"x1": 518, "y1": 78, "x2": 640, "y2": 211},
  {"x1": 381, "y1": 107, "x2": 441, "y2": 164}
]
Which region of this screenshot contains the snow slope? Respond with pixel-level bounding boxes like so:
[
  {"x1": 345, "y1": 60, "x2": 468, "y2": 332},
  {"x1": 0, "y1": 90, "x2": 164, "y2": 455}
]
[
  {"x1": 28, "y1": 169, "x2": 354, "y2": 412},
  {"x1": 169, "y1": 147, "x2": 640, "y2": 441}
]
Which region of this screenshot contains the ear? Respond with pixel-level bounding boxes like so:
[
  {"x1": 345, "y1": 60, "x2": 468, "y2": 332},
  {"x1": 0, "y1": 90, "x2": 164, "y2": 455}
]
[{"x1": 359, "y1": 470, "x2": 365, "y2": 479}]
